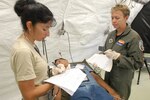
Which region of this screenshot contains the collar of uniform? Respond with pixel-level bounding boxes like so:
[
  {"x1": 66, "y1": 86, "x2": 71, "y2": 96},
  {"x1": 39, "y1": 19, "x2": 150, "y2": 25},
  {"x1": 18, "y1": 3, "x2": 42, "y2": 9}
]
[
  {"x1": 121, "y1": 24, "x2": 131, "y2": 36},
  {"x1": 115, "y1": 24, "x2": 131, "y2": 37}
]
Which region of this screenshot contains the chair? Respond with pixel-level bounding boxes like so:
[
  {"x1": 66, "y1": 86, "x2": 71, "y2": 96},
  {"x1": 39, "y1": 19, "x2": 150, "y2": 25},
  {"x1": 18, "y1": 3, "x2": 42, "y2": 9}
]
[{"x1": 137, "y1": 57, "x2": 150, "y2": 85}]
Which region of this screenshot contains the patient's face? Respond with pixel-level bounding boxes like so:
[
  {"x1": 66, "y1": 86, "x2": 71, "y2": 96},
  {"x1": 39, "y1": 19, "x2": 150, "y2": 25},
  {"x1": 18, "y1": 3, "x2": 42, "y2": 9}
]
[{"x1": 55, "y1": 59, "x2": 69, "y2": 68}]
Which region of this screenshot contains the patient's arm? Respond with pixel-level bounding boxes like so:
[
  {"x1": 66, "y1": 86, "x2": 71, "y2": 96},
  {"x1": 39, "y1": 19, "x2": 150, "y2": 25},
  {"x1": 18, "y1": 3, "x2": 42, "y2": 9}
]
[
  {"x1": 90, "y1": 72, "x2": 121, "y2": 100},
  {"x1": 53, "y1": 86, "x2": 61, "y2": 100}
]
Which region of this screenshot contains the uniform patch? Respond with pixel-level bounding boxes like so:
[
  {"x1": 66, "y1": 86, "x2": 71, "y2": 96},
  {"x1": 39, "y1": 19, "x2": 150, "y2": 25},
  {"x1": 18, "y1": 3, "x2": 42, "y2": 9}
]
[
  {"x1": 116, "y1": 40, "x2": 125, "y2": 46},
  {"x1": 139, "y1": 40, "x2": 144, "y2": 51},
  {"x1": 109, "y1": 39, "x2": 113, "y2": 43}
]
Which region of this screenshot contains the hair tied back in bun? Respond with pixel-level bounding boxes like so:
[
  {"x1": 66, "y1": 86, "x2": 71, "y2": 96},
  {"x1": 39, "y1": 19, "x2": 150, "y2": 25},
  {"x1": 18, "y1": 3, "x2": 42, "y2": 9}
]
[
  {"x1": 26, "y1": 0, "x2": 36, "y2": 4},
  {"x1": 14, "y1": 0, "x2": 36, "y2": 17}
]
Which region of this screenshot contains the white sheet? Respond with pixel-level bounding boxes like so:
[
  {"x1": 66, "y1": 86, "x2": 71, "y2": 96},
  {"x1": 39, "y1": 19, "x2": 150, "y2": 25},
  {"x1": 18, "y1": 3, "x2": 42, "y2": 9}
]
[
  {"x1": 44, "y1": 68, "x2": 86, "y2": 96},
  {"x1": 86, "y1": 54, "x2": 112, "y2": 72}
]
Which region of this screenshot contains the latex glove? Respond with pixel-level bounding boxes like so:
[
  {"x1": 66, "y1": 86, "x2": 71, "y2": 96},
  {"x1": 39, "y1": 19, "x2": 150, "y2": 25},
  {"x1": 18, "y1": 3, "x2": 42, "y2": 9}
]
[
  {"x1": 52, "y1": 64, "x2": 66, "y2": 75},
  {"x1": 104, "y1": 49, "x2": 120, "y2": 60}
]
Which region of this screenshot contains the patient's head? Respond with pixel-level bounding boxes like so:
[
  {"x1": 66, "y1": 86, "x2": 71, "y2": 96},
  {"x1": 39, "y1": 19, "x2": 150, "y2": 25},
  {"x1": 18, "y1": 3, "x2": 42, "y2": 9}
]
[{"x1": 54, "y1": 58, "x2": 69, "y2": 68}]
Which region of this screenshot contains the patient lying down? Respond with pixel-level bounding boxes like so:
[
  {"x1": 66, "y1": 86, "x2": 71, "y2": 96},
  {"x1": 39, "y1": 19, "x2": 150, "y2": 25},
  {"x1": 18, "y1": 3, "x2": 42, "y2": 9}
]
[{"x1": 51, "y1": 58, "x2": 121, "y2": 100}]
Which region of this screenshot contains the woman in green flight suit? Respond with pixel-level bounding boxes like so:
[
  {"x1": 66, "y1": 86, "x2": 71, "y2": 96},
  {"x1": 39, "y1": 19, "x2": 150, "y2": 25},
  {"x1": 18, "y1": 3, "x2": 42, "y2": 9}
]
[{"x1": 104, "y1": 4, "x2": 144, "y2": 100}]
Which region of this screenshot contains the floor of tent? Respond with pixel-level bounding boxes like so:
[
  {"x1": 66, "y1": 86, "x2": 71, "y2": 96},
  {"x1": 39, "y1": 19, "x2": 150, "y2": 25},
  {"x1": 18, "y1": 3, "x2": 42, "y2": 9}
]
[
  {"x1": 129, "y1": 67, "x2": 150, "y2": 100},
  {"x1": 129, "y1": 53, "x2": 150, "y2": 100}
]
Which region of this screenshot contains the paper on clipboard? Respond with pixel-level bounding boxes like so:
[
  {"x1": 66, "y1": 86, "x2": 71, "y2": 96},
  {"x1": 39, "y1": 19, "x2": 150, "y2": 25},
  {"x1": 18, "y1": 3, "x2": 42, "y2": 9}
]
[
  {"x1": 44, "y1": 68, "x2": 86, "y2": 96},
  {"x1": 86, "y1": 53, "x2": 112, "y2": 72}
]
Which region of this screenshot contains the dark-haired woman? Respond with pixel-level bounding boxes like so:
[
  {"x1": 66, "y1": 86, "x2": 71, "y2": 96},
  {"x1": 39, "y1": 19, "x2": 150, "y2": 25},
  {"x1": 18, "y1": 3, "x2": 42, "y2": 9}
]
[{"x1": 10, "y1": 0, "x2": 56, "y2": 100}]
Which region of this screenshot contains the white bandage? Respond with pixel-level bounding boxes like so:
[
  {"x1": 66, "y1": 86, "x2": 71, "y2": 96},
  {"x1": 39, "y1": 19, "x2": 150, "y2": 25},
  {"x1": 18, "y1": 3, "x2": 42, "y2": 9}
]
[{"x1": 52, "y1": 64, "x2": 66, "y2": 75}]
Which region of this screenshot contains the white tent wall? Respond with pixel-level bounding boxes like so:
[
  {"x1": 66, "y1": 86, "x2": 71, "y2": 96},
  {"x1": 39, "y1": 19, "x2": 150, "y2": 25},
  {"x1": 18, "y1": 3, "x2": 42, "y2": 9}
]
[
  {"x1": 45, "y1": 0, "x2": 115, "y2": 62},
  {"x1": 0, "y1": 0, "x2": 146, "y2": 100}
]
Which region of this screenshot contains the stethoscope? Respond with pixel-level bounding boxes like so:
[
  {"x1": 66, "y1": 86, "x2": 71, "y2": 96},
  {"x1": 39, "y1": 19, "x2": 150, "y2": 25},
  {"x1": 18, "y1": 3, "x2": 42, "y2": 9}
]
[
  {"x1": 42, "y1": 40, "x2": 61, "y2": 100},
  {"x1": 42, "y1": 40, "x2": 51, "y2": 77}
]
